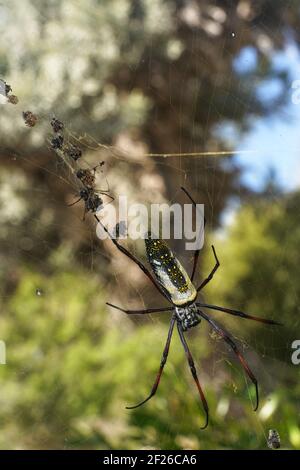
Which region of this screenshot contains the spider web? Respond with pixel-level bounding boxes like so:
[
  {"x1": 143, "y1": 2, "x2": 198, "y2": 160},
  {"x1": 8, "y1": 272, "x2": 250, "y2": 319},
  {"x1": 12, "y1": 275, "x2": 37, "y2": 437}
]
[
  {"x1": 0, "y1": 89, "x2": 293, "y2": 452},
  {"x1": 0, "y1": 7, "x2": 299, "y2": 452}
]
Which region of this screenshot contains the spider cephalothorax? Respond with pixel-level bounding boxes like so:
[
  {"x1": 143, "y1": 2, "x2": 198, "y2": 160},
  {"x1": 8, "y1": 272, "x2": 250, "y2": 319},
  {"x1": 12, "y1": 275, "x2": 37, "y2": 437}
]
[
  {"x1": 103, "y1": 187, "x2": 281, "y2": 429},
  {"x1": 175, "y1": 303, "x2": 202, "y2": 331},
  {"x1": 80, "y1": 188, "x2": 103, "y2": 212}
]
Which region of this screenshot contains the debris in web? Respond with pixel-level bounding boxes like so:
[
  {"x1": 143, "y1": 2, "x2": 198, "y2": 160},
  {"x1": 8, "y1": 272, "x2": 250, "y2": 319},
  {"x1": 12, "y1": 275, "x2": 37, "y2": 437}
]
[
  {"x1": 51, "y1": 117, "x2": 64, "y2": 133},
  {"x1": 0, "y1": 79, "x2": 111, "y2": 222},
  {"x1": 47, "y1": 115, "x2": 112, "y2": 221},
  {"x1": 0, "y1": 78, "x2": 11, "y2": 96},
  {"x1": 23, "y1": 111, "x2": 38, "y2": 127},
  {"x1": 0, "y1": 78, "x2": 19, "y2": 104},
  {"x1": 267, "y1": 429, "x2": 281, "y2": 449}
]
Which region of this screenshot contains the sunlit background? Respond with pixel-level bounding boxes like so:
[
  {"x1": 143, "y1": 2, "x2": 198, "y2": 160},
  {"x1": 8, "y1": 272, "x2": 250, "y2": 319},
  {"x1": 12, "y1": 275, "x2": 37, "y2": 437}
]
[{"x1": 0, "y1": 0, "x2": 300, "y2": 450}]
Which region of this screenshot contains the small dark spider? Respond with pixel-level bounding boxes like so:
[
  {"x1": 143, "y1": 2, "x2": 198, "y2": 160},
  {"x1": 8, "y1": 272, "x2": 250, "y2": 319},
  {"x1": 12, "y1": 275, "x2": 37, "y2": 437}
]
[
  {"x1": 51, "y1": 117, "x2": 64, "y2": 133},
  {"x1": 51, "y1": 134, "x2": 64, "y2": 150},
  {"x1": 103, "y1": 187, "x2": 282, "y2": 429},
  {"x1": 81, "y1": 188, "x2": 103, "y2": 213},
  {"x1": 69, "y1": 186, "x2": 113, "y2": 220},
  {"x1": 69, "y1": 187, "x2": 102, "y2": 220}
]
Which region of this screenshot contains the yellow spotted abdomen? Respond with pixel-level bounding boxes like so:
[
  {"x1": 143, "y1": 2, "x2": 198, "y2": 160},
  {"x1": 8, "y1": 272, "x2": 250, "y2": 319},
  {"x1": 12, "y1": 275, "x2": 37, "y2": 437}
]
[{"x1": 145, "y1": 236, "x2": 197, "y2": 306}]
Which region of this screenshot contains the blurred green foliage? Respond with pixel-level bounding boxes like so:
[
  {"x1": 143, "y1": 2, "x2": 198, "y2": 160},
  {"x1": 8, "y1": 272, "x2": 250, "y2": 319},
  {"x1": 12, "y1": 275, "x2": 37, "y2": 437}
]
[
  {"x1": 203, "y1": 190, "x2": 300, "y2": 449},
  {"x1": 205, "y1": 190, "x2": 300, "y2": 357},
  {"x1": 0, "y1": 190, "x2": 300, "y2": 449}
]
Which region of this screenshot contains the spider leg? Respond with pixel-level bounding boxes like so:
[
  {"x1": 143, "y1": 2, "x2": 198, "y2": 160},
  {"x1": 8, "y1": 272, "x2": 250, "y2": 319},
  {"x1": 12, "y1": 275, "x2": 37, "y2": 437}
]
[
  {"x1": 181, "y1": 187, "x2": 206, "y2": 282},
  {"x1": 92, "y1": 162, "x2": 104, "y2": 176},
  {"x1": 106, "y1": 302, "x2": 173, "y2": 315},
  {"x1": 103, "y1": 193, "x2": 114, "y2": 202},
  {"x1": 82, "y1": 206, "x2": 87, "y2": 221},
  {"x1": 97, "y1": 192, "x2": 115, "y2": 204},
  {"x1": 99, "y1": 174, "x2": 110, "y2": 193},
  {"x1": 94, "y1": 215, "x2": 167, "y2": 298},
  {"x1": 177, "y1": 323, "x2": 209, "y2": 429},
  {"x1": 196, "y1": 245, "x2": 220, "y2": 292},
  {"x1": 68, "y1": 196, "x2": 82, "y2": 207},
  {"x1": 196, "y1": 302, "x2": 282, "y2": 326},
  {"x1": 199, "y1": 310, "x2": 259, "y2": 411},
  {"x1": 126, "y1": 315, "x2": 176, "y2": 409},
  {"x1": 94, "y1": 190, "x2": 114, "y2": 200}
]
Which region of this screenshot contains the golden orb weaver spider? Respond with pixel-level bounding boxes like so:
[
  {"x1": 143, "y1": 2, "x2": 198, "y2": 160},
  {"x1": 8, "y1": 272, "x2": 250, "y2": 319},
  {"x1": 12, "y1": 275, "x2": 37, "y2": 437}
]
[{"x1": 98, "y1": 187, "x2": 281, "y2": 429}]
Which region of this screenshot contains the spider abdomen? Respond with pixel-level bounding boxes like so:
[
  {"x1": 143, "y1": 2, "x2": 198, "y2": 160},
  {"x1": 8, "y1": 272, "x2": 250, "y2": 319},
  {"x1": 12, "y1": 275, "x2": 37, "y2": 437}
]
[
  {"x1": 145, "y1": 236, "x2": 197, "y2": 306},
  {"x1": 175, "y1": 304, "x2": 201, "y2": 331}
]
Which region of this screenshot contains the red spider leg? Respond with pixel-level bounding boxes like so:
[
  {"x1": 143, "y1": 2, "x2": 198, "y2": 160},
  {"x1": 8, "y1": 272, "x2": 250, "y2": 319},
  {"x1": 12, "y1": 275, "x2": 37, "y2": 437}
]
[
  {"x1": 94, "y1": 215, "x2": 167, "y2": 299},
  {"x1": 181, "y1": 187, "x2": 206, "y2": 282},
  {"x1": 199, "y1": 310, "x2": 259, "y2": 411},
  {"x1": 126, "y1": 316, "x2": 176, "y2": 409},
  {"x1": 196, "y1": 303, "x2": 282, "y2": 326},
  {"x1": 106, "y1": 302, "x2": 173, "y2": 315},
  {"x1": 68, "y1": 197, "x2": 82, "y2": 207},
  {"x1": 177, "y1": 322, "x2": 209, "y2": 429},
  {"x1": 196, "y1": 245, "x2": 220, "y2": 292}
]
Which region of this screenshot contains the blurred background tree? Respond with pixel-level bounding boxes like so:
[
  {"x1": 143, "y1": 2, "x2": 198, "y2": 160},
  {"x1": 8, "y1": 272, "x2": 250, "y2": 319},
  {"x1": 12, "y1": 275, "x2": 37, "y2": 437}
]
[{"x1": 0, "y1": 0, "x2": 300, "y2": 449}]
